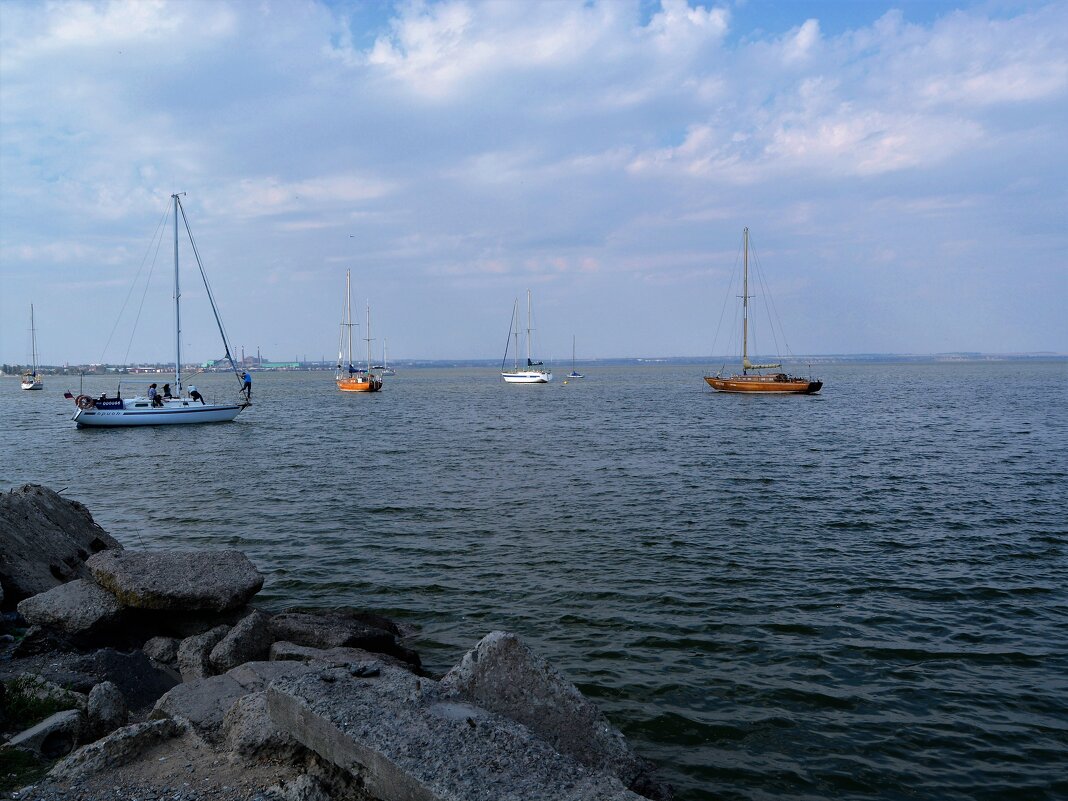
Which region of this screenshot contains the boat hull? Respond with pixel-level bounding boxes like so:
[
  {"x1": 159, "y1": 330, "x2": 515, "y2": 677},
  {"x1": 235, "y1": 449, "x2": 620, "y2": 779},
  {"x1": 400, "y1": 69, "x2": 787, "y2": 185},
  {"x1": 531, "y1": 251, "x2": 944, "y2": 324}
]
[
  {"x1": 502, "y1": 371, "x2": 552, "y2": 383},
  {"x1": 21, "y1": 382, "x2": 44, "y2": 390},
  {"x1": 337, "y1": 377, "x2": 382, "y2": 392},
  {"x1": 705, "y1": 375, "x2": 822, "y2": 394},
  {"x1": 73, "y1": 402, "x2": 244, "y2": 427}
]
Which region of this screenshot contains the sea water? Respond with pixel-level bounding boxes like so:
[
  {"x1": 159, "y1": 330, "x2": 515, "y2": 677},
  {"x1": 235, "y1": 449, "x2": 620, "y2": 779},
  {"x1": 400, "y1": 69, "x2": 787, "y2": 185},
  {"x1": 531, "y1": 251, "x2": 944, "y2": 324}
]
[{"x1": 2, "y1": 361, "x2": 1066, "y2": 800}]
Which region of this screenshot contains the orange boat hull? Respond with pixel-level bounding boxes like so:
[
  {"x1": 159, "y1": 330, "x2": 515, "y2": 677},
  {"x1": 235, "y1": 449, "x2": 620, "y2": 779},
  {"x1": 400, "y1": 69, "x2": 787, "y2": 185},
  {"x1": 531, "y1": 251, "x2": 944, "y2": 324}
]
[
  {"x1": 337, "y1": 377, "x2": 382, "y2": 393},
  {"x1": 705, "y1": 374, "x2": 822, "y2": 394}
]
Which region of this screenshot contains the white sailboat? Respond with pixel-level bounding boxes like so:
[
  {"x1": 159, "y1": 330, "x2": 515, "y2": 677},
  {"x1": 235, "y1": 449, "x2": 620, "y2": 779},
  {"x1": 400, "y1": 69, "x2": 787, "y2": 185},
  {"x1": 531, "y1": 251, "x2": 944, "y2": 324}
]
[
  {"x1": 20, "y1": 304, "x2": 43, "y2": 390},
  {"x1": 69, "y1": 194, "x2": 249, "y2": 426},
  {"x1": 372, "y1": 339, "x2": 396, "y2": 376},
  {"x1": 567, "y1": 335, "x2": 584, "y2": 379},
  {"x1": 501, "y1": 289, "x2": 552, "y2": 384}
]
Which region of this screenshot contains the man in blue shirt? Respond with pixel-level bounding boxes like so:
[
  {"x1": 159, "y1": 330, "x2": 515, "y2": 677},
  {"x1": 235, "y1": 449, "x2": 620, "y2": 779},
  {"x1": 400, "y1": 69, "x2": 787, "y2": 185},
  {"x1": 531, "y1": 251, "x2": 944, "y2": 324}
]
[{"x1": 241, "y1": 371, "x2": 252, "y2": 401}]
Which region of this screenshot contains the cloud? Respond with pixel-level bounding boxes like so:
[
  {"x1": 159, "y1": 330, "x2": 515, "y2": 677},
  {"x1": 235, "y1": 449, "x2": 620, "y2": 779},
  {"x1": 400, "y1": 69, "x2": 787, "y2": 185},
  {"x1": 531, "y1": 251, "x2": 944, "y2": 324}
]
[{"x1": 1, "y1": 0, "x2": 1066, "y2": 361}]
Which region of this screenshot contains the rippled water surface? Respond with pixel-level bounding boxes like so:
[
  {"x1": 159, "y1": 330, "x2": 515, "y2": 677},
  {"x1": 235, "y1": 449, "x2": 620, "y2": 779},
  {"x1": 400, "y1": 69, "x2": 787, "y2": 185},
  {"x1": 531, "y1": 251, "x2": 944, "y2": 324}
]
[{"x1": 3, "y1": 361, "x2": 1067, "y2": 800}]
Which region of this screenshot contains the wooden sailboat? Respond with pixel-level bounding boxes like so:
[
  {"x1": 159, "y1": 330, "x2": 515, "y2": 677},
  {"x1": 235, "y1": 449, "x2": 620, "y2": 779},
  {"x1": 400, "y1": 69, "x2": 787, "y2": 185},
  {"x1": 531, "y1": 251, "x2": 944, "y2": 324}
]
[
  {"x1": 705, "y1": 228, "x2": 822, "y2": 394},
  {"x1": 20, "y1": 304, "x2": 43, "y2": 390},
  {"x1": 501, "y1": 289, "x2": 552, "y2": 383},
  {"x1": 336, "y1": 270, "x2": 382, "y2": 393},
  {"x1": 69, "y1": 193, "x2": 248, "y2": 426}
]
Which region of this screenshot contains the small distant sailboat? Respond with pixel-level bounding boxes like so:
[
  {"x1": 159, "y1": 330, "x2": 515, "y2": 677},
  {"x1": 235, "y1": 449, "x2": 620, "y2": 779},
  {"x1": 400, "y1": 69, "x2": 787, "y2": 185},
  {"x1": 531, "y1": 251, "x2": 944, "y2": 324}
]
[
  {"x1": 501, "y1": 289, "x2": 552, "y2": 384},
  {"x1": 372, "y1": 339, "x2": 396, "y2": 376},
  {"x1": 336, "y1": 270, "x2": 382, "y2": 393},
  {"x1": 704, "y1": 227, "x2": 822, "y2": 394},
  {"x1": 567, "y1": 335, "x2": 584, "y2": 379},
  {"x1": 20, "y1": 304, "x2": 43, "y2": 390},
  {"x1": 69, "y1": 194, "x2": 248, "y2": 426}
]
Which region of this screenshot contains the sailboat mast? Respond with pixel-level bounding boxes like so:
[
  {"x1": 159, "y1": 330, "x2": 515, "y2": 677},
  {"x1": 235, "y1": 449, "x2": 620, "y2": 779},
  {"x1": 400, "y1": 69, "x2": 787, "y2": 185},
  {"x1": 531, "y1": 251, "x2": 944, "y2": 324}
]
[
  {"x1": 173, "y1": 194, "x2": 182, "y2": 392},
  {"x1": 742, "y1": 226, "x2": 749, "y2": 374},
  {"x1": 345, "y1": 270, "x2": 353, "y2": 369},
  {"x1": 513, "y1": 301, "x2": 520, "y2": 370},
  {"x1": 526, "y1": 289, "x2": 532, "y2": 363},
  {"x1": 30, "y1": 304, "x2": 37, "y2": 375},
  {"x1": 365, "y1": 303, "x2": 372, "y2": 373}
]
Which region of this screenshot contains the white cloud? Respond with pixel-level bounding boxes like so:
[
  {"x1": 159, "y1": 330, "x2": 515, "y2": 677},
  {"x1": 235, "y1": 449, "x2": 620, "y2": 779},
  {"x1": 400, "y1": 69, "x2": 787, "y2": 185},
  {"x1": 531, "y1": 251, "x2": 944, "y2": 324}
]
[{"x1": 1, "y1": 0, "x2": 1066, "y2": 361}]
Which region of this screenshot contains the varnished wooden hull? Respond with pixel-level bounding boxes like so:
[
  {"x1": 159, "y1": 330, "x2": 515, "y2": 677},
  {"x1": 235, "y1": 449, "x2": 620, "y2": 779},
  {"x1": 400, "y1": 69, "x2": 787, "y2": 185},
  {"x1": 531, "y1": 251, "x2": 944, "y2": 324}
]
[
  {"x1": 337, "y1": 377, "x2": 382, "y2": 393},
  {"x1": 705, "y1": 375, "x2": 822, "y2": 394}
]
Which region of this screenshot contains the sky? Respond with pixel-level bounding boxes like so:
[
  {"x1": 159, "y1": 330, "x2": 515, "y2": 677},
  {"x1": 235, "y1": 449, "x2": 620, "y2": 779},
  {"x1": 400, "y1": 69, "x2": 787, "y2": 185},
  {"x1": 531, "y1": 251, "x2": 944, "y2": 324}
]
[{"x1": 1, "y1": 0, "x2": 1066, "y2": 365}]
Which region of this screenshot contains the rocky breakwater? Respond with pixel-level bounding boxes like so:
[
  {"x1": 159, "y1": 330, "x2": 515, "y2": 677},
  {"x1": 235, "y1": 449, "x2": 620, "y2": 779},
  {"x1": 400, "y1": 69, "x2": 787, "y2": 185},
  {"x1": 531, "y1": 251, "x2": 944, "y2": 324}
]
[{"x1": 1, "y1": 484, "x2": 671, "y2": 800}]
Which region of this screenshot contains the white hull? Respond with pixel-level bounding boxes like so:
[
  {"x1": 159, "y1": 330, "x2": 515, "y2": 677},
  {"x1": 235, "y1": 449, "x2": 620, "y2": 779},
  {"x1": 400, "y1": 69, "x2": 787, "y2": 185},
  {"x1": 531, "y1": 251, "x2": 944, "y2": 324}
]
[
  {"x1": 73, "y1": 398, "x2": 243, "y2": 427},
  {"x1": 21, "y1": 381, "x2": 44, "y2": 390},
  {"x1": 502, "y1": 370, "x2": 553, "y2": 383}
]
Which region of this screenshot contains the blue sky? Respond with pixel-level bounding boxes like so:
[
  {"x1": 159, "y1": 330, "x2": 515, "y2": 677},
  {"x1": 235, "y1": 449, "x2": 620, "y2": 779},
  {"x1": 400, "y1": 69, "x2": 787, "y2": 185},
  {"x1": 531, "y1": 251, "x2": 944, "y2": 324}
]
[{"x1": 1, "y1": 0, "x2": 1065, "y2": 365}]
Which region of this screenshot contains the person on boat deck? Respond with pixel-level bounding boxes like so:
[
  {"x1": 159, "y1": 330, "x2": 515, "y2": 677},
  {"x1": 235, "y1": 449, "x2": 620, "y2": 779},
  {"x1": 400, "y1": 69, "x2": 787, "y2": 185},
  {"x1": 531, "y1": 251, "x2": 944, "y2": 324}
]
[
  {"x1": 163, "y1": 383, "x2": 172, "y2": 399},
  {"x1": 241, "y1": 370, "x2": 252, "y2": 400},
  {"x1": 148, "y1": 383, "x2": 158, "y2": 401},
  {"x1": 189, "y1": 386, "x2": 205, "y2": 405},
  {"x1": 348, "y1": 363, "x2": 357, "y2": 376}
]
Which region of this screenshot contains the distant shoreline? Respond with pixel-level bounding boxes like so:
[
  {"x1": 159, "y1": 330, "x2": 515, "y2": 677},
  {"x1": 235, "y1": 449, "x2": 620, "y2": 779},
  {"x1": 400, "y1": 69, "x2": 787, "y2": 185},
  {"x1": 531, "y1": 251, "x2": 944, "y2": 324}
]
[{"x1": 2, "y1": 352, "x2": 1066, "y2": 376}]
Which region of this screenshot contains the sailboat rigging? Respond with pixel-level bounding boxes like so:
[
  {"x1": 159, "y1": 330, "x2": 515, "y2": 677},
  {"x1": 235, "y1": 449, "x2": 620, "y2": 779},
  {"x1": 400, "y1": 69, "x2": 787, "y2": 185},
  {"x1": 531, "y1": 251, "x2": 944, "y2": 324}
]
[
  {"x1": 335, "y1": 270, "x2": 382, "y2": 393},
  {"x1": 501, "y1": 289, "x2": 552, "y2": 383},
  {"x1": 567, "y1": 334, "x2": 584, "y2": 379},
  {"x1": 20, "y1": 304, "x2": 43, "y2": 390},
  {"x1": 704, "y1": 227, "x2": 822, "y2": 394},
  {"x1": 68, "y1": 193, "x2": 249, "y2": 426}
]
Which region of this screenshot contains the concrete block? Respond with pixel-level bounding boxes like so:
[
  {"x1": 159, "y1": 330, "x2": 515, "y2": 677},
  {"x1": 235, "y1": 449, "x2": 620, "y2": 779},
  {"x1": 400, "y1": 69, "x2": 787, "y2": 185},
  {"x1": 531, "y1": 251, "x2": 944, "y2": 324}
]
[{"x1": 267, "y1": 663, "x2": 643, "y2": 801}]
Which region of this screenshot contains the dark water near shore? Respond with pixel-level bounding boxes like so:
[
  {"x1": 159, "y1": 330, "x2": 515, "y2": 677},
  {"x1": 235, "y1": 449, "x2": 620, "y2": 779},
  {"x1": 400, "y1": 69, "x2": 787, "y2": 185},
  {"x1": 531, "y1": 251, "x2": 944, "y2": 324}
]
[{"x1": 3, "y1": 361, "x2": 1067, "y2": 800}]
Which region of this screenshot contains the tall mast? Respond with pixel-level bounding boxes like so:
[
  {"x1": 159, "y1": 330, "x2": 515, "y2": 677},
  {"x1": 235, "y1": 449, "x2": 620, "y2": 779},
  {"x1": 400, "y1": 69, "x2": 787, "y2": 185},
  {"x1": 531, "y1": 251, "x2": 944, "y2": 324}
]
[
  {"x1": 346, "y1": 270, "x2": 353, "y2": 368},
  {"x1": 365, "y1": 302, "x2": 373, "y2": 373},
  {"x1": 742, "y1": 226, "x2": 749, "y2": 374},
  {"x1": 173, "y1": 193, "x2": 182, "y2": 391},
  {"x1": 513, "y1": 301, "x2": 520, "y2": 370},
  {"x1": 30, "y1": 304, "x2": 37, "y2": 375},
  {"x1": 526, "y1": 289, "x2": 532, "y2": 364}
]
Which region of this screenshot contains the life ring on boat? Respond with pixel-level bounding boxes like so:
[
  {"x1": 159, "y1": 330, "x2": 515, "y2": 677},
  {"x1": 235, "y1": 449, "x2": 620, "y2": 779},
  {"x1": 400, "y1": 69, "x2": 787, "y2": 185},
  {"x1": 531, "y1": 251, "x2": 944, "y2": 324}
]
[{"x1": 75, "y1": 395, "x2": 96, "y2": 409}]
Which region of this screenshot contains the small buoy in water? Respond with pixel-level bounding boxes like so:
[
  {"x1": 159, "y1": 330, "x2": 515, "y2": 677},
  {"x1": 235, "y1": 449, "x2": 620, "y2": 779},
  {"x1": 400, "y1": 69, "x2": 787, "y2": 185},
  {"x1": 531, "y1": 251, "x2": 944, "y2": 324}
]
[{"x1": 563, "y1": 380, "x2": 568, "y2": 385}]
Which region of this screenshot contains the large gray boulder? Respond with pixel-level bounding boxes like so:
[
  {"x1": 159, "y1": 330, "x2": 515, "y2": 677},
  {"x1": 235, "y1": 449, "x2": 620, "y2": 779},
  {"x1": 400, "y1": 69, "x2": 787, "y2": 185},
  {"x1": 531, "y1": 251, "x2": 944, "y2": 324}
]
[
  {"x1": 87, "y1": 680, "x2": 128, "y2": 740},
  {"x1": 269, "y1": 609, "x2": 420, "y2": 669},
  {"x1": 16, "y1": 579, "x2": 123, "y2": 638},
  {"x1": 0, "y1": 484, "x2": 121, "y2": 605},
  {"x1": 177, "y1": 625, "x2": 230, "y2": 681},
  {"x1": 441, "y1": 631, "x2": 668, "y2": 799},
  {"x1": 210, "y1": 609, "x2": 272, "y2": 673},
  {"x1": 151, "y1": 660, "x2": 314, "y2": 742},
  {"x1": 87, "y1": 549, "x2": 263, "y2": 612}
]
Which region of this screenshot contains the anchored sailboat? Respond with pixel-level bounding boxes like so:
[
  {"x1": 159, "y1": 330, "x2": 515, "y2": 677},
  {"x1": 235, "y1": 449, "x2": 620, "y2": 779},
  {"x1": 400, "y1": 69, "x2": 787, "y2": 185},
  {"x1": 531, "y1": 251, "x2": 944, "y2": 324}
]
[
  {"x1": 372, "y1": 339, "x2": 396, "y2": 376},
  {"x1": 20, "y1": 304, "x2": 43, "y2": 390},
  {"x1": 704, "y1": 228, "x2": 822, "y2": 395},
  {"x1": 501, "y1": 289, "x2": 552, "y2": 384},
  {"x1": 567, "y1": 335, "x2": 584, "y2": 379},
  {"x1": 69, "y1": 194, "x2": 248, "y2": 426},
  {"x1": 336, "y1": 270, "x2": 382, "y2": 393}
]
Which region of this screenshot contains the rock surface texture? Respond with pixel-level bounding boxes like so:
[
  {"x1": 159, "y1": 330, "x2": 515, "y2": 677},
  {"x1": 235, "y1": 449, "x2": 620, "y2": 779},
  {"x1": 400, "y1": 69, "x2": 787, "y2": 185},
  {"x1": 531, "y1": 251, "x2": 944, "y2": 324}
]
[
  {"x1": 87, "y1": 549, "x2": 264, "y2": 612},
  {"x1": 16, "y1": 578, "x2": 124, "y2": 638},
  {"x1": 267, "y1": 662, "x2": 645, "y2": 801},
  {"x1": 0, "y1": 484, "x2": 121, "y2": 604},
  {"x1": 441, "y1": 630, "x2": 668, "y2": 798}
]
